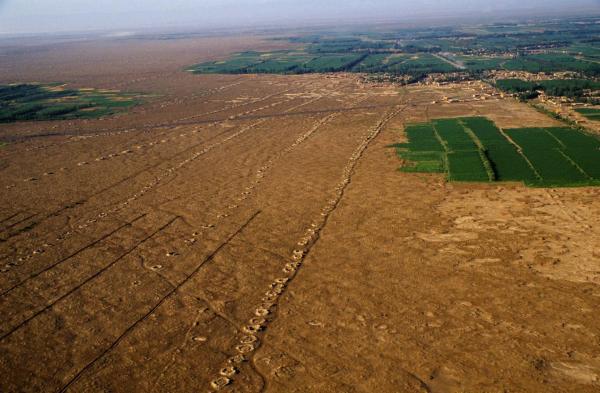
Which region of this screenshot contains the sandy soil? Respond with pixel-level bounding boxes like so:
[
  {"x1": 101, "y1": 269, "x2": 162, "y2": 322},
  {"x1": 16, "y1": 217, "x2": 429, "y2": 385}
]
[{"x1": 0, "y1": 36, "x2": 599, "y2": 393}]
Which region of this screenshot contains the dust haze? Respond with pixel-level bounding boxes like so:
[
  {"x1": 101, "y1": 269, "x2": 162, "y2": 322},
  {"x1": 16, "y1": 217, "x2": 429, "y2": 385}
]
[{"x1": 0, "y1": 0, "x2": 599, "y2": 34}]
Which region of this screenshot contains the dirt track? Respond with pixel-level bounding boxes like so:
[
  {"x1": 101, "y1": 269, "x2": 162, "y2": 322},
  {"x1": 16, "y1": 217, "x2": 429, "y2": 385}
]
[{"x1": 0, "y1": 36, "x2": 599, "y2": 392}]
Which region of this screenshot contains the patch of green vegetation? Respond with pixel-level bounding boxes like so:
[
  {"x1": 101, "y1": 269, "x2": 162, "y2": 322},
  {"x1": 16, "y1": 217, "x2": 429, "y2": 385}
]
[
  {"x1": 394, "y1": 123, "x2": 446, "y2": 173},
  {"x1": 504, "y1": 128, "x2": 593, "y2": 186},
  {"x1": 433, "y1": 119, "x2": 479, "y2": 151},
  {"x1": 189, "y1": 41, "x2": 456, "y2": 76},
  {"x1": 351, "y1": 54, "x2": 391, "y2": 72},
  {"x1": 460, "y1": 117, "x2": 539, "y2": 183},
  {"x1": 446, "y1": 150, "x2": 491, "y2": 182},
  {"x1": 189, "y1": 51, "x2": 369, "y2": 74},
  {"x1": 432, "y1": 118, "x2": 493, "y2": 181},
  {"x1": 545, "y1": 127, "x2": 600, "y2": 179},
  {"x1": 457, "y1": 56, "x2": 509, "y2": 72},
  {"x1": 504, "y1": 54, "x2": 600, "y2": 76},
  {"x1": 300, "y1": 53, "x2": 367, "y2": 73},
  {"x1": 189, "y1": 17, "x2": 600, "y2": 78},
  {"x1": 564, "y1": 44, "x2": 600, "y2": 59},
  {"x1": 395, "y1": 116, "x2": 600, "y2": 187},
  {"x1": 0, "y1": 84, "x2": 142, "y2": 123},
  {"x1": 245, "y1": 59, "x2": 301, "y2": 73},
  {"x1": 380, "y1": 53, "x2": 456, "y2": 74},
  {"x1": 308, "y1": 38, "x2": 393, "y2": 53},
  {"x1": 496, "y1": 79, "x2": 600, "y2": 100},
  {"x1": 575, "y1": 107, "x2": 600, "y2": 121},
  {"x1": 400, "y1": 151, "x2": 446, "y2": 173}
]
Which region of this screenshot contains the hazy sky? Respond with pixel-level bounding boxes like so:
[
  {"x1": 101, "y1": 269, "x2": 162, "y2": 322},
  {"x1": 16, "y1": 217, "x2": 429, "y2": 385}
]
[{"x1": 0, "y1": 0, "x2": 599, "y2": 34}]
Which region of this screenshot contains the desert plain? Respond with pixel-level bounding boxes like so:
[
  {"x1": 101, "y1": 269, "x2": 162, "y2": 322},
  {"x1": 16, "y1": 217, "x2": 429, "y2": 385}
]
[{"x1": 0, "y1": 35, "x2": 599, "y2": 392}]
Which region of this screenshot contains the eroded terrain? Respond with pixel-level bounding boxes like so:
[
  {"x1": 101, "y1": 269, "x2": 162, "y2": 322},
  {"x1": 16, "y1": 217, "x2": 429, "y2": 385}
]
[{"x1": 0, "y1": 36, "x2": 599, "y2": 392}]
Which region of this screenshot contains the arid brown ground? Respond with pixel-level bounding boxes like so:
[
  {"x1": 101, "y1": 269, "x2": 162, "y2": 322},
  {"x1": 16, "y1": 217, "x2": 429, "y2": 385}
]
[{"x1": 1, "y1": 36, "x2": 599, "y2": 392}]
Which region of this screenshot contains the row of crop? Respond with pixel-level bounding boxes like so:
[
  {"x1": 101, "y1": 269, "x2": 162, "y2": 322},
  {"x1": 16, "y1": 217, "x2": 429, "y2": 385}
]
[
  {"x1": 189, "y1": 52, "x2": 370, "y2": 74},
  {"x1": 504, "y1": 128, "x2": 591, "y2": 185},
  {"x1": 446, "y1": 150, "x2": 491, "y2": 182},
  {"x1": 394, "y1": 123, "x2": 446, "y2": 174},
  {"x1": 433, "y1": 119, "x2": 480, "y2": 151},
  {"x1": 404, "y1": 123, "x2": 445, "y2": 151},
  {"x1": 464, "y1": 118, "x2": 599, "y2": 186},
  {"x1": 463, "y1": 118, "x2": 599, "y2": 186},
  {"x1": 398, "y1": 117, "x2": 600, "y2": 187},
  {"x1": 543, "y1": 127, "x2": 600, "y2": 179},
  {"x1": 460, "y1": 117, "x2": 540, "y2": 183},
  {"x1": 433, "y1": 118, "x2": 495, "y2": 181},
  {"x1": 398, "y1": 119, "x2": 496, "y2": 182}
]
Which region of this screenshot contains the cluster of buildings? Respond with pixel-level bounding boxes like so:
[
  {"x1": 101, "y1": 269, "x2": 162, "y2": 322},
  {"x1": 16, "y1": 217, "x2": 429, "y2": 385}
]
[{"x1": 490, "y1": 70, "x2": 577, "y2": 81}]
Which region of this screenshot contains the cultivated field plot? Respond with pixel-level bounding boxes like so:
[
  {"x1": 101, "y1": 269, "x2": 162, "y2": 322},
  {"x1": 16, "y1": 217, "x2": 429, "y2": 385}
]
[
  {"x1": 396, "y1": 116, "x2": 600, "y2": 186},
  {"x1": 189, "y1": 46, "x2": 600, "y2": 77},
  {"x1": 188, "y1": 50, "x2": 462, "y2": 75},
  {"x1": 453, "y1": 55, "x2": 510, "y2": 71},
  {"x1": 496, "y1": 79, "x2": 600, "y2": 101},
  {"x1": 576, "y1": 107, "x2": 600, "y2": 121},
  {"x1": 189, "y1": 50, "x2": 392, "y2": 75},
  {"x1": 0, "y1": 84, "x2": 142, "y2": 123},
  {"x1": 503, "y1": 53, "x2": 600, "y2": 74},
  {"x1": 188, "y1": 18, "x2": 600, "y2": 77}
]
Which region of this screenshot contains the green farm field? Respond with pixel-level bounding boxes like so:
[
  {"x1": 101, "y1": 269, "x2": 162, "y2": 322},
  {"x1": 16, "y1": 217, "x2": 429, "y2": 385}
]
[
  {"x1": 496, "y1": 79, "x2": 600, "y2": 101},
  {"x1": 189, "y1": 48, "x2": 600, "y2": 77},
  {"x1": 187, "y1": 50, "x2": 451, "y2": 75},
  {"x1": 396, "y1": 116, "x2": 600, "y2": 187},
  {"x1": 0, "y1": 84, "x2": 142, "y2": 123},
  {"x1": 187, "y1": 19, "x2": 600, "y2": 77},
  {"x1": 575, "y1": 107, "x2": 600, "y2": 121}
]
